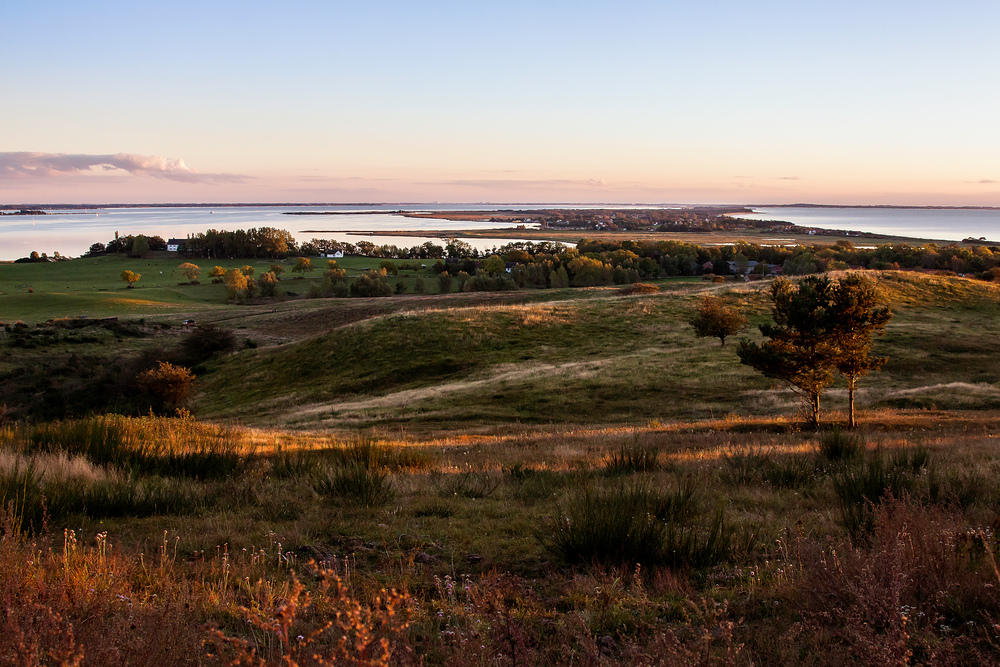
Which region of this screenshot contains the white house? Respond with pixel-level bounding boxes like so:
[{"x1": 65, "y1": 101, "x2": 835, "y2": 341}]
[
  {"x1": 323, "y1": 250, "x2": 344, "y2": 258},
  {"x1": 167, "y1": 238, "x2": 184, "y2": 252}
]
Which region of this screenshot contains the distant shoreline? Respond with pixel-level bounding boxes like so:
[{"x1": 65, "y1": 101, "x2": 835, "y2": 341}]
[{"x1": 3, "y1": 202, "x2": 1000, "y2": 211}]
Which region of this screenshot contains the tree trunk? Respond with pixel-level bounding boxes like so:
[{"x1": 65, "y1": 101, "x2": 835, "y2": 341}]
[
  {"x1": 847, "y1": 379, "x2": 856, "y2": 430},
  {"x1": 810, "y1": 392, "x2": 821, "y2": 430}
]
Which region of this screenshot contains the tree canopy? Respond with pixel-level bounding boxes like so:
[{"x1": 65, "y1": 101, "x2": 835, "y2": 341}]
[{"x1": 737, "y1": 275, "x2": 892, "y2": 429}]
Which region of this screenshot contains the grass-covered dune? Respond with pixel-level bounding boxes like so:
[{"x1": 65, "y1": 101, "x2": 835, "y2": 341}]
[{"x1": 196, "y1": 271, "x2": 1000, "y2": 433}]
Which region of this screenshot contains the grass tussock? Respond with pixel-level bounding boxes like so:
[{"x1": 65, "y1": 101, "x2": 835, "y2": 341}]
[{"x1": 540, "y1": 480, "x2": 746, "y2": 568}]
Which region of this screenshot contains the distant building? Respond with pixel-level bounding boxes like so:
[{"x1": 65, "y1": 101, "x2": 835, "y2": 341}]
[
  {"x1": 323, "y1": 250, "x2": 344, "y2": 258},
  {"x1": 167, "y1": 238, "x2": 185, "y2": 252}
]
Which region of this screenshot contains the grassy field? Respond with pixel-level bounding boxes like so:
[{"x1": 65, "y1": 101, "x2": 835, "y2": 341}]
[
  {"x1": 3, "y1": 263, "x2": 1000, "y2": 664},
  {"x1": 4, "y1": 413, "x2": 1000, "y2": 664},
  {"x1": 0, "y1": 253, "x2": 462, "y2": 323}
]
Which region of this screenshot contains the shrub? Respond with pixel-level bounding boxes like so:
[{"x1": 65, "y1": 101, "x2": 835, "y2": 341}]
[
  {"x1": 438, "y1": 271, "x2": 452, "y2": 293},
  {"x1": 617, "y1": 283, "x2": 659, "y2": 295},
  {"x1": 179, "y1": 324, "x2": 237, "y2": 363},
  {"x1": 137, "y1": 361, "x2": 196, "y2": 413},
  {"x1": 350, "y1": 271, "x2": 393, "y2": 297}
]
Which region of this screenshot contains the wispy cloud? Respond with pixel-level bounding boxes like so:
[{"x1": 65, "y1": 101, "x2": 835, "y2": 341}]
[
  {"x1": 433, "y1": 178, "x2": 607, "y2": 190},
  {"x1": 0, "y1": 152, "x2": 249, "y2": 183},
  {"x1": 978, "y1": 179, "x2": 997, "y2": 184},
  {"x1": 776, "y1": 176, "x2": 800, "y2": 181}
]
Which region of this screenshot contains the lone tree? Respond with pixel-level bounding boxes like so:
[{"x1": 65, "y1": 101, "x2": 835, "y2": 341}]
[
  {"x1": 292, "y1": 257, "x2": 314, "y2": 274},
  {"x1": 829, "y1": 274, "x2": 893, "y2": 428},
  {"x1": 178, "y1": 262, "x2": 201, "y2": 283},
  {"x1": 737, "y1": 275, "x2": 892, "y2": 430},
  {"x1": 737, "y1": 276, "x2": 839, "y2": 429},
  {"x1": 120, "y1": 270, "x2": 141, "y2": 288},
  {"x1": 690, "y1": 296, "x2": 748, "y2": 346}
]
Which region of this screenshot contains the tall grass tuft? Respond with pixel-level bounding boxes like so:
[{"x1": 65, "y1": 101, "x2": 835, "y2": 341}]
[
  {"x1": 434, "y1": 471, "x2": 501, "y2": 499},
  {"x1": 833, "y1": 449, "x2": 924, "y2": 543},
  {"x1": 0, "y1": 462, "x2": 42, "y2": 535},
  {"x1": 541, "y1": 481, "x2": 744, "y2": 568},
  {"x1": 602, "y1": 441, "x2": 660, "y2": 476},
  {"x1": 504, "y1": 464, "x2": 574, "y2": 503},
  {"x1": 313, "y1": 463, "x2": 396, "y2": 507},
  {"x1": 819, "y1": 427, "x2": 863, "y2": 461},
  {"x1": 325, "y1": 438, "x2": 431, "y2": 471},
  {"x1": 719, "y1": 443, "x2": 772, "y2": 486}
]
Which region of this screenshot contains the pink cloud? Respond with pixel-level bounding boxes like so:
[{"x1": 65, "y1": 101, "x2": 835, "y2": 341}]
[{"x1": 0, "y1": 152, "x2": 249, "y2": 184}]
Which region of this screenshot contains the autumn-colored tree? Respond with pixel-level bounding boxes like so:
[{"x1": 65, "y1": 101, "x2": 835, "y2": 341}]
[
  {"x1": 120, "y1": 270, "x2": 141, "y2": 288},
  {"x1": 224, "y1": 268, "x2": 248, "y2": 300},
  {"x1": 690, "y1": 296, "x2": 748, "y2": 346},
  {"x1": 269, "y1": 263, "x2": 286, "y2": 278},
  {"x1": 138, "y1": 361, "x2": 196, "y2": 412},
  {"x1": 258, "y1": 271, "x2": 279, "y2": 297},
  {"x1": 208, "y1": 266, "x2": 226, "y2": 283},
  {"x1": 178, "y1": 262, "x2": 201, "y2": 283},
  {"x1": 240, "y1": 265, "x2": 256, "y2": 277},
  {"x1": 292, "y1": 257, "x2": 314, "y2": 274}
]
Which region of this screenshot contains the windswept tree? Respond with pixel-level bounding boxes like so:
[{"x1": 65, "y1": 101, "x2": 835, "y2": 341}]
[
  {"x1": 737, "y1": 276, "x2": 839, "y2": 429},
  {"x1": 690, "y1": 296, "x2": 748, "y2": 346},
  {"x1": 120, "y1": 270, "x2": 141, "y2": 288},
  {"x1": 829, "y1": 274, "x2": 893, "y2": 428}
]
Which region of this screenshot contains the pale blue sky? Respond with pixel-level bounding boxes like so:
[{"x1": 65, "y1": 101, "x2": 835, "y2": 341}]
[{"x1": 2, "y1": 1, "x2": 998, "y2": 204}]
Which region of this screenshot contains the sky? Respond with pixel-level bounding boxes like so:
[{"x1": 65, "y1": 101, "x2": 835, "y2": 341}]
[{"x1": 2, "y1": 0, "x2": 999, "y2": 206}]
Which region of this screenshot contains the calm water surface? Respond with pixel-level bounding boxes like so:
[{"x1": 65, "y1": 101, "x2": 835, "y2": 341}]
[
  {"x1": 740, "y1": 207, "x2": 1000, "y2": 243},
  {"x1": 0, "y1": 205, "x2": 559, "y2": 261}
]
